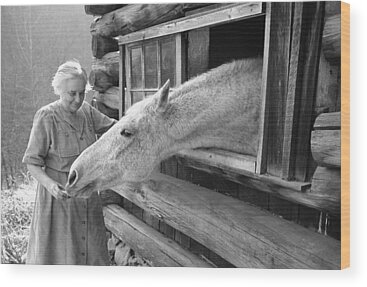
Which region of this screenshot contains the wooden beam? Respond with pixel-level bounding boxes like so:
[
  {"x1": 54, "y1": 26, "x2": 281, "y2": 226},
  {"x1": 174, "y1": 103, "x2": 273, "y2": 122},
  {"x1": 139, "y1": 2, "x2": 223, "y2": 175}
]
[
  {"x1": 311, "y1": 167, "x2": 340, "y2": 202},
  {"x1": 313, "y1": 112, "x2": 341, "y2": 130},
  {"x1": 93, "y1": 87, "x2": 120, "y2": 110},
  {"x1": 178, "y1": 149, "x2": 256, "y2": 174},
  {"x1": 311, "y1": 130, "x2": 341, "y2": 167},
  {"x1": 118, "y1": 3, "x2": 263, "y2": 45},
  {"x1": 92, "y1": 51, "x2": 120, "y2": 84},
  {"x1": 92, "y1": 35, "x2": 118, "y2": 59},
  {"x1": 323, "y1": 14, "x2": 341, "y2": 63},
  {"x1": 112, "y1": 172, "x2": 340, "y2": 269},
  {"x1": 290, "y1": 2, "x2": 325, "y2": 182},
  {"x1": 104, "y1": 204, "x2": 212, "y2": 267},
  {"x1": 175, "y1": 153, "x2": 340, "y2": 214},
  {"x1": 91, "y1": 4, "x2": 187, "y2": 38},
  {"x1": 257, "y1": 2, "x2": 292, "y2": 177},
  {"x1": 119, "y1": 45, "x2": 125, "y2": 118},
  {"x1": 187, "y1": 28, "x2": 209, "y2": 79},
  {"x1": 85, "y1": 5, "x2": 127, "y2": 16}
]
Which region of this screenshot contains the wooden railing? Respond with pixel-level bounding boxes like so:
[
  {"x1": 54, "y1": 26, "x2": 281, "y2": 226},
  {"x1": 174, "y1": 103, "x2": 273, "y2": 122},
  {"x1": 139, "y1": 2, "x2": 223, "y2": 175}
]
[{"x1": 109, "y1": 172, "x2": 340, "y2": 269}]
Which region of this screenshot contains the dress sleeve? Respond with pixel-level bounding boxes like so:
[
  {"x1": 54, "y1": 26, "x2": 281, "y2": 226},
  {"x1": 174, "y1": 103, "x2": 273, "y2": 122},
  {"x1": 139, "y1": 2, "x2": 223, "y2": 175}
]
[
  {"x1": 89, "y1": 103, "x2": 117, "y2": 135},
  {"x1": 22, "y1": 109, "x2": 52, "y2": 167}
]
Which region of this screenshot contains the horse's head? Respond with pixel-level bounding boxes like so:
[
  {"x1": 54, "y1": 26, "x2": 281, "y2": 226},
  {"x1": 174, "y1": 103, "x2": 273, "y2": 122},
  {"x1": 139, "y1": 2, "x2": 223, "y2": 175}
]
[{"x1": 65, "y1": 80, "x2": 172, "y2": 198}]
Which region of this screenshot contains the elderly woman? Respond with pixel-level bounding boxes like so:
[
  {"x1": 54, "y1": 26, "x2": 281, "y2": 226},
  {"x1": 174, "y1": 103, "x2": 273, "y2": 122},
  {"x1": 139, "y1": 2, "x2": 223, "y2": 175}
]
[{"x1": 22, "y1": 60, "x2": 117, "y2": 265}]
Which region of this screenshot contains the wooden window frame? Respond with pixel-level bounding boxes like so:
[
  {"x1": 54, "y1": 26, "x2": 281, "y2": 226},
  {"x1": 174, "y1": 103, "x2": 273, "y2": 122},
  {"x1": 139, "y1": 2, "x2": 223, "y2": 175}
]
[
  {"x1": 124, "y1": 34, "x2": 183, "y2": 110},
  {"x1": 118, "y1": 2, "x2": 323, "y2": 194}
]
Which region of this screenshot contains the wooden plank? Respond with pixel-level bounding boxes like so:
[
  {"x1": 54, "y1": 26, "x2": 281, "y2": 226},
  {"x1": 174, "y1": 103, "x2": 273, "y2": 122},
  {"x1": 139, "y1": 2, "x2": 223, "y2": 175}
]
[
  {"x1": 281, "y1": 3, "x2": 304, "y2": 180},
  {"x1": 311, "y1": 130, "x2": 341, "y2": 167},
  {"x1": 118, "y1": 45, "x2": 125, "y2": 118},
  {"x1": 112, "y1": 172, "x2": 340, "y2": 269},
  {"x1": 187, "y1": 28, "x2": 209, "y2": 79},
  {"x1": 340, "y1": 2, "x2": 350, "y2": 269},
  {"x1": 314, "y1": 112, "x2": 341, "y2": 130},
  {"x1": 85, "y1": 5, "x2": 127, "y2": 16},
  {"x1": 91, "y1": 4, "x2": 187, "y2": 38},
  {"x1": 177, "y1": 148, "x2": 256, "y2": 174},
  {"x1": 256, "y1": 2, "x2": 272, "y2": 175},
  {"x1": 323, "y1": 14, "x2": 341, "y2": 63},
  {"x1": 92, "y1": 35, "x2": 118, "y2": 59},
  {"x1": 104, "y1": 205, "x2": 212, "y2": 267},
  {"x1": 292, "y1": 2, "x2": 325, "y2": 182},
  {"x1": 311, "y1": 166, "x2": 340, "y2": 200},
  {"x1": 124, "y1": 45, "x2": 132, "y2": 111},
  {"x1": 175, "y1": 33, "x2": 183, "y2": 85},
  {"x1": 257, "y1": 2, "x2": 293, "y2": 177},
  {"x1": 176, "y1": 149, "x2": 306, "y2": 191},
  {"x1": 176, "y1": 155, "x2": 341, "y2": 214},
  {"x1": 118, "y1": 3, "x2": 263, "y2": 45}
]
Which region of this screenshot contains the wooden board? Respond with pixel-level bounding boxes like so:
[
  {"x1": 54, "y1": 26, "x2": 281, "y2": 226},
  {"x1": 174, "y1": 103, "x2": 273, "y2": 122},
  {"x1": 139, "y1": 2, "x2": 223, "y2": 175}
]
[
  {"x1": 257, "y1": 2, "x2": 292, "y2": 176},
  {"x1": 112, "y1": 172, "x2": 340, "y2": 269},
  {"x1": 314, "y1": 112, "x2": 341, "y2": 130},
  {"x1": 92, "y1": 35, "x2": 118, "y2": 59},
  {"x1": 118, "y1": 3, "x2": 263, "y2": 45},
  {"x1": 104, "y1": 205, "x2": 212, "y2": 267},
  {"x1": 311, "y1": 130, "x2": 341, "y2": 167}
]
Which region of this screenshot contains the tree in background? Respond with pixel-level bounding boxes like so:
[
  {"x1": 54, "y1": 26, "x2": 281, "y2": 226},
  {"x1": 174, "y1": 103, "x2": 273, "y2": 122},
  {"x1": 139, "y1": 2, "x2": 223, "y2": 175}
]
[{"x1": 1, "y1": 5, "x2": 93, "y2": 188}]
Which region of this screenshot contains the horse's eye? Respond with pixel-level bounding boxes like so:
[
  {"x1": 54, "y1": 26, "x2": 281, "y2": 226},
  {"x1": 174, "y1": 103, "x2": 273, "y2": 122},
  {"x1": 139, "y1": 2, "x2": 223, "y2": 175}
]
[{"x1": 120, "y1": 129, "x2": 133, "y2": 137}]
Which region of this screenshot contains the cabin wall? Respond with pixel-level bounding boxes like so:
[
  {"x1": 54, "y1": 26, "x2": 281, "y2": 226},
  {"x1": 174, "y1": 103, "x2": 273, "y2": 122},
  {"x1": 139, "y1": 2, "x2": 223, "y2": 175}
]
[{"x1": 88, "y1": 3, "x2": 342, "y2": 267}]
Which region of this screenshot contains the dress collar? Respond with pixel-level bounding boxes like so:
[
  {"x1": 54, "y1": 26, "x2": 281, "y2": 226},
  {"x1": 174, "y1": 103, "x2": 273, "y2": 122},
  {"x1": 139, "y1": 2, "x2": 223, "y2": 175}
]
[{"x1": 56, "y1": 100, "x2": 85, "y2": 133}]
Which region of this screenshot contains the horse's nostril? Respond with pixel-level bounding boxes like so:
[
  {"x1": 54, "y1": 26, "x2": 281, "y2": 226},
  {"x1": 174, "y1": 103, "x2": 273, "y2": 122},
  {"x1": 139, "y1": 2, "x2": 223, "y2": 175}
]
[{"x1": 68, "y1": 169, "x2": 78, "y2": 187}]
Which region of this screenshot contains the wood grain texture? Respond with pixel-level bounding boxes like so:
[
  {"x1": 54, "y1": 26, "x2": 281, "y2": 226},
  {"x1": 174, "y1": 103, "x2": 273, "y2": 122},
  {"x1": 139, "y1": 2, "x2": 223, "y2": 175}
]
[
  {"x1": 340, "y1": 1, "x2": 350, "y2": 269},
  {"x1": 258, "y1": 2, "x2": 292, "y2": 177},
  {"x1": 104, "y1": 204, "x2": 212, "y2": 267},
  {"x1": 311, "y1": 166, "x2": 340, "y2": 199},
  {"x1": 118, "y1": 45, "x2": 125, "y2": 118},
  {"x1": 311, "y1": 129, "x2": 341, "y2": 167},
  {"x1": 313, "y1": 112, "x2": 341, "y2": 130},
  {"x1": 188, "y1": 28, "x2": 209, "y2": 79},
  {"x1": 92, "y1": 35, "x2": 118, "y2": 59},
  {"x1": 176, "y1": 154, "x2": 341, "y2": 214},
  {"x1": 91, "y1": 4, "x2": 186, "y2": 38},
  {"x1": 91, "y1": 51, "x2": 120, "y2": 85},
  {"x1": 118, "y1": 3, "x2": 263, "y2": 45},
  {"x1": 112, "y1": 172, "x2": 340, "y2": 269},
  {"x1": 323, "y1": 14, "x2": 341, "y2": 62},
  {"x1": 85, "y1": 5, "x2": 127, "y2": 16}
]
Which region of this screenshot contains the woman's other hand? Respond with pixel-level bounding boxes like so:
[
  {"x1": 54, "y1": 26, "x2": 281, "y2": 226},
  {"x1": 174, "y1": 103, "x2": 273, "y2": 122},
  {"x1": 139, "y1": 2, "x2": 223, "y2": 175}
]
[{"x1": 47, "y1": 181, "x2": 70, "y2": 200}]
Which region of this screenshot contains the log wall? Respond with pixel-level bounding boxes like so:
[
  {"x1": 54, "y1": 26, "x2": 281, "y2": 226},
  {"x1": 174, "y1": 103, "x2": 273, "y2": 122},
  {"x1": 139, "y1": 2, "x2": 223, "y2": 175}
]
[{"x1": 83, "y1": 3, "x2": 343, "y2": 268}]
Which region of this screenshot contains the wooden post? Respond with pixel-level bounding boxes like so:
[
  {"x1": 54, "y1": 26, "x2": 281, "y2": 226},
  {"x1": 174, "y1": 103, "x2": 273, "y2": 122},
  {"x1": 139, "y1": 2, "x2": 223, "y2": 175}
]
[
  {"x1": 282, "y1": 2, "x2": 325, "y2": 181},
  {"x1": 119, "y1": 45, "x2": 125, "y2": 119},
  {"x1": 257, "y1": 2, "x2": 292, "y2": 176}
]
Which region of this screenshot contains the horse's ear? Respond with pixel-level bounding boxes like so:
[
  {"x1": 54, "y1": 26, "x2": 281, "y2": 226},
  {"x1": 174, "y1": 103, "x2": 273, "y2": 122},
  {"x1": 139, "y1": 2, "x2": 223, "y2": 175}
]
[{"x1": 156, "y1": 79, "x2": 170, "y2": 113}]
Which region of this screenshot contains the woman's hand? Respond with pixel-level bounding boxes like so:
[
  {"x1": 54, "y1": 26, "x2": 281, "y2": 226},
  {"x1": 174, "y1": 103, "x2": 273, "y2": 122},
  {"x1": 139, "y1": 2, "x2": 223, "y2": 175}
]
[
  {"x1": 27, "y1": 164, "x2": 71, "y2": 200},
  {"x1": 46, "y1": 181, "x2": 70, "y2": 200}
]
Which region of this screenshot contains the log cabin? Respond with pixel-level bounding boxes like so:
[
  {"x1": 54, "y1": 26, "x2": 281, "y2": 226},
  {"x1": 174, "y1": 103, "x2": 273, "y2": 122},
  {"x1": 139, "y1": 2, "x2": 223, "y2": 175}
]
[{"x1": 85, "y1": 2, "x2": 349, "y2": 268}]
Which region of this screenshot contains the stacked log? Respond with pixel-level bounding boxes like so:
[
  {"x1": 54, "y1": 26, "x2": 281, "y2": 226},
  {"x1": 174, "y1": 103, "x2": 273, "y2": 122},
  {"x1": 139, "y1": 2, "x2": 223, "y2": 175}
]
[
  {"x1": 322, "y1": 2, "x2": 341, "y2": 63},
  {"x1": 85, "y1": 5, "x2": 127, "y2": 16},
  {"x1": 310, "y1": 112, "x2": 341, "y2": 214}
]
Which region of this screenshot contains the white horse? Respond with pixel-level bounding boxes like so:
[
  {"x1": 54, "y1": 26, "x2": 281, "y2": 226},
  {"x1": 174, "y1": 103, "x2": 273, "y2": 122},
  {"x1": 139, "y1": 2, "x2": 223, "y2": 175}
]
[{"x1": 66, "y1": 58, "x2": 262, "y2": 197}]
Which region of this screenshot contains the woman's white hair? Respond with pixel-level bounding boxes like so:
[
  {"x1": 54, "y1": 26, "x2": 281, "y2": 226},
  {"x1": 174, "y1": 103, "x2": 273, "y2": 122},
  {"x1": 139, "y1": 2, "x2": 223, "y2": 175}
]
[{"x1": 52, "y1": 60, "x2": 89, "y2": 95}]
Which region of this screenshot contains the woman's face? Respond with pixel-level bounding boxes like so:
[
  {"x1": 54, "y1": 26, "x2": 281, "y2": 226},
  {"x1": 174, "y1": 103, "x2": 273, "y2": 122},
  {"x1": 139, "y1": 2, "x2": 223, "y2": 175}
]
[{"x1": 59, "y1": 77, "x2": 86, "y2": 113}]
